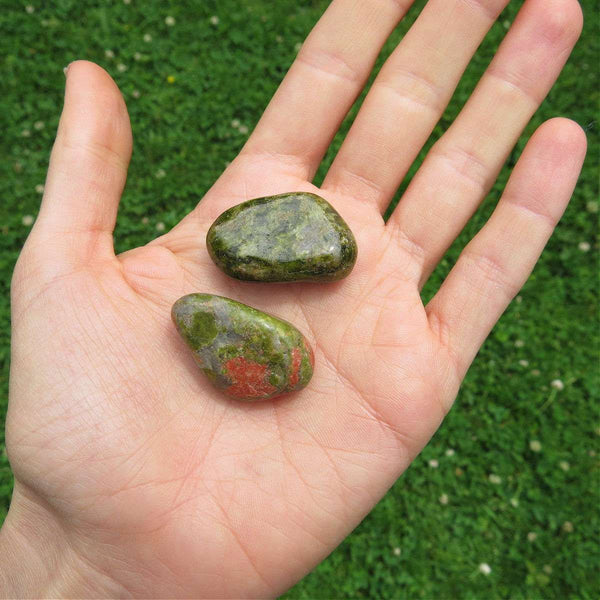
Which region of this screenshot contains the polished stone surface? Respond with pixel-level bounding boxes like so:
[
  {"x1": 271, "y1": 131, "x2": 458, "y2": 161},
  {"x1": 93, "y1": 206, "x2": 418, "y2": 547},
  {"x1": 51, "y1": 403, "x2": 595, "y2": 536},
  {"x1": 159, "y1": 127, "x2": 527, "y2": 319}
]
[
  {"x1": 172, "y1": 293, "x2": 314, "y2": 401},
  {"x1": 206, "y1": 192, "x2": 357, "y2": 282}
]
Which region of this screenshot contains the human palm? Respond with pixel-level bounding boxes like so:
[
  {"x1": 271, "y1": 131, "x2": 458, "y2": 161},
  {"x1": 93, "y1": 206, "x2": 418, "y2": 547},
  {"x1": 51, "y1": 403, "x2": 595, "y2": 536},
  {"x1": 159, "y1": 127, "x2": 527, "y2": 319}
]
[{"x1": 3, "y1": 0, "x2": 586, "y2": 597}]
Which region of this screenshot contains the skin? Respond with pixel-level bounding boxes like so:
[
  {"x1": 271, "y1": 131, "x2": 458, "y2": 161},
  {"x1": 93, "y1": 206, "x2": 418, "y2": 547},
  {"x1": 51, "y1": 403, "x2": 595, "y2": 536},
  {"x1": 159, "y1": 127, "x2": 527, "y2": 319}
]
[{"x1": 0, "y1": 0, "x2": 586, "y2": 597}]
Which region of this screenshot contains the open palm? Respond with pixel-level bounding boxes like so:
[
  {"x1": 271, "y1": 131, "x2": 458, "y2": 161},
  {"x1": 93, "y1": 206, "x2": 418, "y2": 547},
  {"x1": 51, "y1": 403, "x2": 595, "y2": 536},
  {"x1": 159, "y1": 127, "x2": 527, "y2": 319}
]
[{"x1": 3, "y1": 0, "x2": 586, "y2": 597}]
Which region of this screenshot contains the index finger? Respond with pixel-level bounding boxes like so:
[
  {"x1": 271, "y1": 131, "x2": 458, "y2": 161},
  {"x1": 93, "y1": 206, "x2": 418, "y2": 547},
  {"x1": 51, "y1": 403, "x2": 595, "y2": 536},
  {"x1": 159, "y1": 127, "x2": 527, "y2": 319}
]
[{"x1": 242, "y1": 0, "x2": 413, "y2": 179}]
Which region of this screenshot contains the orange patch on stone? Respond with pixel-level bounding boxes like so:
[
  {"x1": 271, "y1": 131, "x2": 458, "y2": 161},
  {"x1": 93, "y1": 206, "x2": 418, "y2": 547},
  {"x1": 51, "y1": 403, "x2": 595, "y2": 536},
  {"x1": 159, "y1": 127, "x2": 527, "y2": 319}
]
[
  {"x1": 224, "y1": 356, "x2": 277, "y2": 399},
  {"x1": 304, "y1": 338, "x2": 315, "y2": 369},
  {"x1": 289, "y1": 347, "x2": 302, "y2": 387}
]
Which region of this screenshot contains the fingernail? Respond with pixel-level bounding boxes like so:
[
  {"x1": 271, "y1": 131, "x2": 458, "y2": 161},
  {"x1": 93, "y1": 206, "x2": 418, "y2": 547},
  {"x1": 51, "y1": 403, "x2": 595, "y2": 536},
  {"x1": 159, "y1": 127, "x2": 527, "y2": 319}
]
[{"x1": 63, "y1": 61, "x2": 75, "y2": 77}]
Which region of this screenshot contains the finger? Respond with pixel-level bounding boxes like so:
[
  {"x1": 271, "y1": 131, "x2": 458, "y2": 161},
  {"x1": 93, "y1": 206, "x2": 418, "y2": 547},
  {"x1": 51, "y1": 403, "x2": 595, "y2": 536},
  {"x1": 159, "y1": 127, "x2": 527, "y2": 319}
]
[
  {"x1": 426, "y1": 118, "x2": 586, "y2": 381},
  {"x1": 31, "y1": 60, "x2": 132, "y2": 266},
  {"x1": 322, "y1": 0, "x2": 509, "y2": 211},
  {"x1": 241, "y1": 0, "x2": 413, "y2": 180},
  {"x1": 388, "y1": 0, "x2": 583, "y2": 285}
]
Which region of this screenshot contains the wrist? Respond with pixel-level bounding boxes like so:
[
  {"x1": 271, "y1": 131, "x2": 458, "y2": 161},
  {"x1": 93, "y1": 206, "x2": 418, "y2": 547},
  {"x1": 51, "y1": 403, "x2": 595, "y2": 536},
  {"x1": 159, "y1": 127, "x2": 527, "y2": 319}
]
[{"x1": 0, "y1": 482, "x2": 125, "y2": 598}]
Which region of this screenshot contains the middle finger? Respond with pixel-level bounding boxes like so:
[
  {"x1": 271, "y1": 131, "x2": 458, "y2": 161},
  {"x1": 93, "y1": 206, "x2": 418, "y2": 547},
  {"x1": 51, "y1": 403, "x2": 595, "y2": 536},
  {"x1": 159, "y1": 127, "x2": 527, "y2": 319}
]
[{"x1": 322, "y1": 0, "x2": 509, "y2": 212}]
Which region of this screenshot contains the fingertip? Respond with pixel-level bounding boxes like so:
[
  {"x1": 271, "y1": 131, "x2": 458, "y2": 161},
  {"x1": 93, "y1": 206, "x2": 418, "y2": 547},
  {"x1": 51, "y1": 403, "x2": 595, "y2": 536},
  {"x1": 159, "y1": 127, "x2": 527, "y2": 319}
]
[
  {"x1": 525, "y1": 0, "x2": 583, "y2": 46},
  {"x1": 59, "y1": 59, "x2": 132, "y2": 165},
  {"x1": 65, "y1": 59, "x2": 114, "y2": 79},
  {"x1": 536, "y1": 116, "x2": 586, "y2": 141},
  {"x1": 531, "y1": 117, "x2": 587, "y2": 167},
  {"x1": 63, "y1": 59, "x2": 99, "y2": 78},
  {"x1": 554, "y1": 117, "x2": 587, "y2": 156},
  {"x1": 64, "y1": 60, "x2": 129, "y2": 109}
]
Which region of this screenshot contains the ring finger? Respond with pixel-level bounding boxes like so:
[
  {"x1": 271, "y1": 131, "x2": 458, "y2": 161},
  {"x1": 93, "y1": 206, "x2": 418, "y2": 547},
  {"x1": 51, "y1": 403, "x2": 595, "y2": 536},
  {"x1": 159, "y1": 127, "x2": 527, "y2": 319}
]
[{"x1": 388, "y1": 0, "x2": 583, "y2": 286}]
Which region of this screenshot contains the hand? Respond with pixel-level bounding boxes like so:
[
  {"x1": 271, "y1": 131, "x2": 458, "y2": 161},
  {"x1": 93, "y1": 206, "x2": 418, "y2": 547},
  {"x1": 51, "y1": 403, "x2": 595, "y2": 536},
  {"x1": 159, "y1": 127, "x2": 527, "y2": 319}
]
[{"x1": 2, "y1": 0, "x2": 586, "y2": 597}]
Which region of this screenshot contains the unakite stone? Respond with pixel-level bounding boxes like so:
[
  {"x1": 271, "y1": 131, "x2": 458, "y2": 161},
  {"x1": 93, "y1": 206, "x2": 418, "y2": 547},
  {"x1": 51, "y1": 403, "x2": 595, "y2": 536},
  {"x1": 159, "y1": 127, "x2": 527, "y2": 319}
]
[
  {"x1": 206, "y1": 192, "x2": 358, "y2": 282},
  {"x1": 172, "y1": 293, "x2": 314, "y2": 401}
]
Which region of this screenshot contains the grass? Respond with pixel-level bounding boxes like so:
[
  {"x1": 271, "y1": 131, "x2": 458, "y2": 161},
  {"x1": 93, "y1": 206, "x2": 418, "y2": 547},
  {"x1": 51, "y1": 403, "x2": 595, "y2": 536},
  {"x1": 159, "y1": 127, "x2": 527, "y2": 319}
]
[{"x1": 1, "y1": 0, "x2": 598, "y2": 597}]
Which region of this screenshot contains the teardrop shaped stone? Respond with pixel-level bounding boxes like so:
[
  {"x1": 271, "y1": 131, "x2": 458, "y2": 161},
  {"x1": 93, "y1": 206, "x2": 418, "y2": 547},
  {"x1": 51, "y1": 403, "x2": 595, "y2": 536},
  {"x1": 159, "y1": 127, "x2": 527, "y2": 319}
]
[
  {"x1": 206, "y1": 192, "x2": 357, "y2": 282},
  {"x1": 172, "y1": 293, "x2": 314, "y2": 401}
]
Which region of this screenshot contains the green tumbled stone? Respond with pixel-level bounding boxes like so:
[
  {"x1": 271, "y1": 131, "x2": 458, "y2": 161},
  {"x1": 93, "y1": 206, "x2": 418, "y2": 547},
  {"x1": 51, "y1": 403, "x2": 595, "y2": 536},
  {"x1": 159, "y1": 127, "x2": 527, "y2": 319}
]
[
  {"x1": 206, "y1": 192, "x2": 358, "y2": 282},
  {"x1": 172, "y1": 293, "x2": 314, "y2": 401}
]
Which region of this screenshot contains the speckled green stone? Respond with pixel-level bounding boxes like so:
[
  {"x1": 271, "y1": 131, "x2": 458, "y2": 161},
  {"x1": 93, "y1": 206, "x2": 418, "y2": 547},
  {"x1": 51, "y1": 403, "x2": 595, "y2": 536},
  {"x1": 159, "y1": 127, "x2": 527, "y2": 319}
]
[
  {"x1": 172, "y1": 293, "x2": 314, "y2": 401},
  {"x1": 206, "y1": 192, "x2": 358, "y2": 282}
]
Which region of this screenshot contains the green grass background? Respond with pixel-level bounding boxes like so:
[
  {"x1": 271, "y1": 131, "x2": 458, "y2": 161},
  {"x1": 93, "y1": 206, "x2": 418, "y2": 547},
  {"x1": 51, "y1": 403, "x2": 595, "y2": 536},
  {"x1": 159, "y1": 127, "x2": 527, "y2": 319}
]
[{"x1": 1, "y1": 1, "x2": 598, "y2": 597}]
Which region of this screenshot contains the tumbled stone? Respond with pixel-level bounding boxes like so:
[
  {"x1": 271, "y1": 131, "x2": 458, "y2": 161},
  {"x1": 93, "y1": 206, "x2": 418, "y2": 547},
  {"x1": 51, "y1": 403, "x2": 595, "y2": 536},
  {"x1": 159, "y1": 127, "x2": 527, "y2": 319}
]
[
  {"x1": 206, "y1": 192, "x2": 357, "y2": 282},
  {"x1": 172, "y1": 293, "x2": 314, "y2": 401}
]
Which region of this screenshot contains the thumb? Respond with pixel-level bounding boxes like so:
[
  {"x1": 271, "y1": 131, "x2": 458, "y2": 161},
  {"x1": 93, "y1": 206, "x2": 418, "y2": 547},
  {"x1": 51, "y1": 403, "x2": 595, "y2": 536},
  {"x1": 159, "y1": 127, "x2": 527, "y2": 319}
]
[{"x1": 29, "y1": 60, "x2": 132, "y2": 272}]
